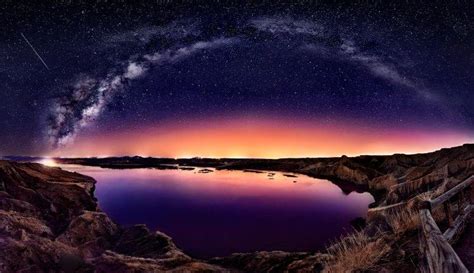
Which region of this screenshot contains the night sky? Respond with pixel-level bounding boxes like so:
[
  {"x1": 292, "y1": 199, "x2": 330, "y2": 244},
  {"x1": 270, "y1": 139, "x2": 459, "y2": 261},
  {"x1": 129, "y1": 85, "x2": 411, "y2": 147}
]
[{"x1": 1, "y1": 1, "x2": 473, "y2": 157}]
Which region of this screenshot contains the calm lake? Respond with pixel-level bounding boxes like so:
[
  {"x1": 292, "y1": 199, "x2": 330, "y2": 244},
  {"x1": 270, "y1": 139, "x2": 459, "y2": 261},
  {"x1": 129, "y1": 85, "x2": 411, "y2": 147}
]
[{"x1": 60, "y1": 164, "x2": 374, "y2": 258}]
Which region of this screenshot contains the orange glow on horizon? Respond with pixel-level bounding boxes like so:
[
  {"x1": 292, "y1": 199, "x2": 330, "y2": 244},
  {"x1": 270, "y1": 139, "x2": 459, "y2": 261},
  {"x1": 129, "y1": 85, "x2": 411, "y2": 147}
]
[
  {"x1": 50, "y1": 117, "x2": 473, "y2": 158},
  {"x1": 39, "y1": 158, "x2": 58, "y2": 167}
]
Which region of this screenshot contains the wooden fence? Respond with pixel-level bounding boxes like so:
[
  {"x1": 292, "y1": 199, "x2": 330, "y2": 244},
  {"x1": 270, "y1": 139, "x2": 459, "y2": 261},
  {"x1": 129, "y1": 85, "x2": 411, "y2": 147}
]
[{"x1": 418, "y1": 175, "x2": 472, "y2": 273}]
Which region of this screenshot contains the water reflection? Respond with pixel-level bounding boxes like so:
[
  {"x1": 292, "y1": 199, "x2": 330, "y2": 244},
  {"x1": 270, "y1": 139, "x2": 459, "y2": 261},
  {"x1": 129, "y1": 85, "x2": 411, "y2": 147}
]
[{"x1": 61, "y1": 165, "x2": 374, "y2": 258}]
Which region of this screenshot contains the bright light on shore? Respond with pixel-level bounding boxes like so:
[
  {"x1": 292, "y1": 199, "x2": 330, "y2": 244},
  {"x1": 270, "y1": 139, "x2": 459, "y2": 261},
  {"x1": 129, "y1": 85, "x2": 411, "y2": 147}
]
[{"x1": 39, "y1": 158, "x2": 57, "y2": 167}]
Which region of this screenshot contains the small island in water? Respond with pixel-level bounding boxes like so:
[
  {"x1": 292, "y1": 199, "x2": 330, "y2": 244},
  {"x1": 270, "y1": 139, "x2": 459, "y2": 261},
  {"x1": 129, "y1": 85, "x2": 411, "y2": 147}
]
[
  {"x1": 1, "y1": 144, "x2": 473, "y2": 272},
  {"x1": 2, "y1": 1, "x2": 473, "y2": 272}
]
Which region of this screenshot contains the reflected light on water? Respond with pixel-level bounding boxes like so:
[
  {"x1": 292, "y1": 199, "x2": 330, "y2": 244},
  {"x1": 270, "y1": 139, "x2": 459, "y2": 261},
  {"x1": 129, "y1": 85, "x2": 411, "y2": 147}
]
[{"x1": 56, "y1": 165, "x2": 375, "y2": 258}]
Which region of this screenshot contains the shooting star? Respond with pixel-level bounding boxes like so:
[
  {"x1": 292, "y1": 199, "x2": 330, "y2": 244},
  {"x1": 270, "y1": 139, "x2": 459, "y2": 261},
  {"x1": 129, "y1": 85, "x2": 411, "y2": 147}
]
[{"x1": 21, "y1": 32, "x2": 50, "y2": 70}]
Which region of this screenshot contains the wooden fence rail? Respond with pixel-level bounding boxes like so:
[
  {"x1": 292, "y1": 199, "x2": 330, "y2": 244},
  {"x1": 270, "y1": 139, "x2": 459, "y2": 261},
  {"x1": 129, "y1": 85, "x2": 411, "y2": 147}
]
[{"x1": 419, "y1": 175, "x2": 472, "y2": 273}]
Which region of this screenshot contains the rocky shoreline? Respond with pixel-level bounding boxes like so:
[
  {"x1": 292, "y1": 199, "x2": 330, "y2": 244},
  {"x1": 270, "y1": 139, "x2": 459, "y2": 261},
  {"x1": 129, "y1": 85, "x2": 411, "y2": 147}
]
[
  {"x1": 0, "y1": 161, "x2": 234, "y2": 272},
  {"x1": 1, "y1": 144, "x2": 473, "y2": 272},
  {"x1": 56, "y1": 144, "x2": 474, "y2": 205}
]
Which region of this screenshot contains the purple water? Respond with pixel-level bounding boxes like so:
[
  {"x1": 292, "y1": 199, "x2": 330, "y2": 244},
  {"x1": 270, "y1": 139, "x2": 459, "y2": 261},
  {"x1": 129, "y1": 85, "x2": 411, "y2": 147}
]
[{"x1": 61, "y1": 164, "x2": 374, "y2": 258}]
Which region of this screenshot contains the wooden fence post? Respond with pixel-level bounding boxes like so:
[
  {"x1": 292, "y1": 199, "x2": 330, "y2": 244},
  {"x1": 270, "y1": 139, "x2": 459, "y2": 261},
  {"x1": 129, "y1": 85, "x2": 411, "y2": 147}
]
[
  {"x1": 419, "y1": 209, "x2": 469, "y2": 273},
  {"x1": 444, "y1": 202, "x2": 454, "y2": 227}
]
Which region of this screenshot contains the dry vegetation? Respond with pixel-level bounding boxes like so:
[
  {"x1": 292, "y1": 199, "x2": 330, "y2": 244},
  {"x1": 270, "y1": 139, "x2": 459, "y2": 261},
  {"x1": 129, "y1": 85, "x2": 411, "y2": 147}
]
[
  {"x1": 386, "y1": 208, "x2": 421, "y2": 235},
  {"x1": 323, "y1": 230, "x2": 391, "y2": 273},
  {"x1": 321, "y1": 195, "x2": 459, "y2": 273},
  {"x1": 323, "y1": 205, "x2": 428, "y2": 272}
]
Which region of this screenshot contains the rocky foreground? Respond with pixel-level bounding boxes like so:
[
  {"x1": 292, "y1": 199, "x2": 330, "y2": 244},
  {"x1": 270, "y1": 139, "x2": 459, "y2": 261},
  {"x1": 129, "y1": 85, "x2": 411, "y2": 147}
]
[
  {"x1": 0, "y1": 160, "x2": 233, "y2": 272},
  {"x1": 1, "y1": 144, "x2": 473, "y2": 272}
]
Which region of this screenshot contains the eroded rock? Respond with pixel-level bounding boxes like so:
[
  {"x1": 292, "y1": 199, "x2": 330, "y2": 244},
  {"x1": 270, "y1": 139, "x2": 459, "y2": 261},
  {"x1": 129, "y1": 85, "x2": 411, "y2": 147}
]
[
  {"x1": 0, "y1": 161, "x2": 238, "y2": 272},
  {"x1": 1, "y1": 144, "x2": 473, "y2": 272}
]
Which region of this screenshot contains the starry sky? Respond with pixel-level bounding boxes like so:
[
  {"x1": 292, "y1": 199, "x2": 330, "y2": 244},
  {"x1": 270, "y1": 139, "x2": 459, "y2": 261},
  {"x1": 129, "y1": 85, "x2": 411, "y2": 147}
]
[{"x1": 1, "y1": 1, "x2": 473, "y2": 157}]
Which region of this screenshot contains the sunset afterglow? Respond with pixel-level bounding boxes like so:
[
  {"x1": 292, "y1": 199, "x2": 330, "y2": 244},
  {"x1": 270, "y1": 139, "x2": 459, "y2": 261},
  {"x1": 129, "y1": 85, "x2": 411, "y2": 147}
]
[
  {"x1": 2, "y1": 2, "x2": 473, "y2": 271},
  {"x1": 52, "y1": 117, "x2": 472, "y2": 158}
]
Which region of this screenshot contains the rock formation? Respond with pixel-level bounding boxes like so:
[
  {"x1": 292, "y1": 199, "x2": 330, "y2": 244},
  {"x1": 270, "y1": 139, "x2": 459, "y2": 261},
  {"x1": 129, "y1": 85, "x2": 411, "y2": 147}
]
[
  {"x1": 1, "y1": 144, "x2": 473, "y2": 272},
  {"x1": 0, "y1": 161, "x2": 231, "y2": 272}
]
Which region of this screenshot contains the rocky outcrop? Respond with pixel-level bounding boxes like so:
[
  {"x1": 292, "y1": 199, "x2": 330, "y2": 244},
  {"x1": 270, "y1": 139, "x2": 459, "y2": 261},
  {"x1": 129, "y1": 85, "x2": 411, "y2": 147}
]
[
  {"x1": 0, "y1": 161, "x2": 229, "y2": 272},
  {"x1": 57, "y1": 144, "x2": 474, "y2": 204},
  {"x1": 210, "y1": 251, "x2": 329, "y2": 273},
  {"x1": 1, "y1": 144, "x2": 473, "y2": 272},
  {"x1": 93, "y1": 251, "x2": 230, "y2": 273}
]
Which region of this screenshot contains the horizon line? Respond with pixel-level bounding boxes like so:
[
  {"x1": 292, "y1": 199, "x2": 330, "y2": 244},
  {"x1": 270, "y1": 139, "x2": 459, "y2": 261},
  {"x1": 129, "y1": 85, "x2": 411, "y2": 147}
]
[{"x1": 2, "y1": 142, "x2": 473, "y2": 161}]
